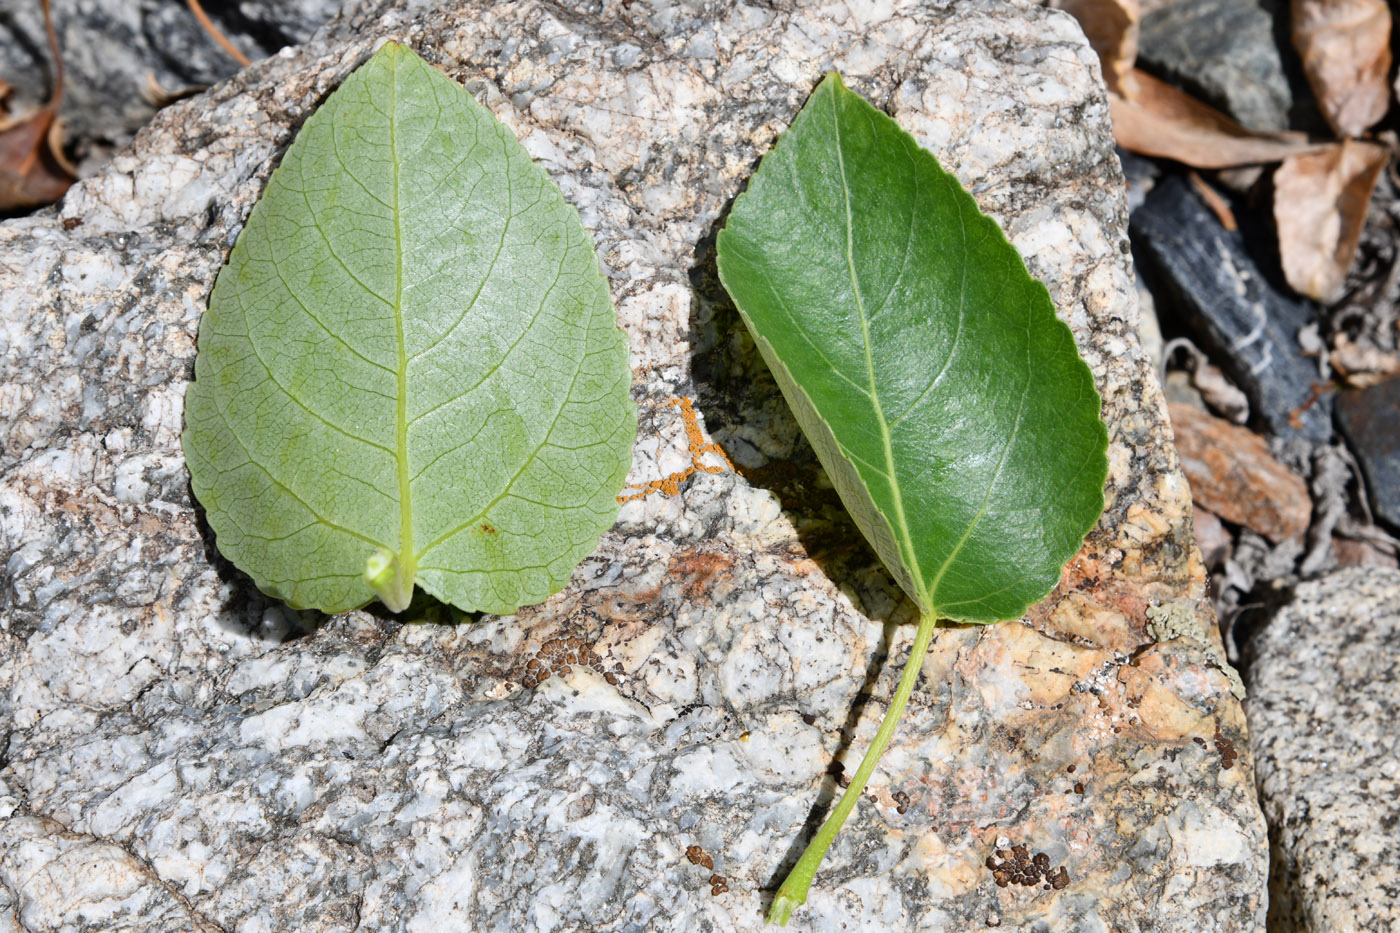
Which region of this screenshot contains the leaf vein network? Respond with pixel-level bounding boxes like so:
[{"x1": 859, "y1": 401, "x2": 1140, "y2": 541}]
[
  {"x1": 923, "y1": 279, "x2": 1036, "y2": 601},
  {"x1": 262, "y1": 248, "x2": 397, "y2": 375},
  {"x1": 293, "y1": 159, "x2": 395, "y2": 308},
  {"x1": 406, "y1": 244, "x2": 569, "y2": 425},
  {"x1": 754, "y1": 264, "x2": 871, "y2": 399},
  {"x1": 204, "y1": 393, "x2": 389, "y2": 550},
  {"x1": 414, "y1": 311, "x2": 592, "y2": 560},
  {"x1": 406, "y1": 130, "x2": 515, "y2": 365},
  {"x1": 831, "y1": 83, "x2": 927, "y2": 609},
  {"x1": 887, "y1": 165, "x2": 968, "y2": 432},
  {"x1": 233, "y1": 320, "x2": 396, "y2": 456}
]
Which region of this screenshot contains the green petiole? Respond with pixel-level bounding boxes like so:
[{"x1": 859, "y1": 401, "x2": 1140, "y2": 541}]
[{"x1": 767, "y1": 611, "x2": 938, "y2": 926}]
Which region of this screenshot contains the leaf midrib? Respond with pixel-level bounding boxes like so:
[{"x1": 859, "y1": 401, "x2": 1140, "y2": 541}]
[
  {"x1": 828, "y1": 84, "x2": 1039, "y2": 617},
  {"x1": 829, "y1": 90, "x2": 930, "y2": 612},
  {"x1": 390, "y1": 51, "x2": 416, "y2": 585}
]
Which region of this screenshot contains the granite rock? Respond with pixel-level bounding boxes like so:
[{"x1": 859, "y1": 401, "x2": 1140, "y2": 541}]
[
  {"x1": 1246, "y1": 567, "x2": 1400, "y2": 933},
  {"x1": 1136, "y1": 0, "x2": 1293, "y2": 132},
  {"x1": 0, "y1": 1, "x2": 1266, "y2": 930}
]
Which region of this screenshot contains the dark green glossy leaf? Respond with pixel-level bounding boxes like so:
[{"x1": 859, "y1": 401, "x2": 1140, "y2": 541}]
[
  {"x1": 183, "y1": 42, "x2": 635, "y2": 615},
  {"x1": 717, "y1": 73, "x2": 1107, "y2": 624}
]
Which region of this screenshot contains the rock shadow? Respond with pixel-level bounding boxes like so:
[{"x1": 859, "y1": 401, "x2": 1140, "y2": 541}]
[
  {"x1": 685, "y1": 202, "x2": 909, "y2": 629},
  {"x1": 758, "y1": 614, "x2": 902, "y2": 909},
  {"x1": 686, "y1": 203, "x2": 921, "y2": 909},
  {"x1": 187, "y1": 478, "x2": 319, "y2": 642}
]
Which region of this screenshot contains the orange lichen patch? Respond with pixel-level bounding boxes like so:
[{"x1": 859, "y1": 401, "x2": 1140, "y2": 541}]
[
  {"x1": 618, "y1": 397, "x2": 734, "y2": 502},
  {"x1": 667, "y1": 550, "x2": 736, "y2": 598}
]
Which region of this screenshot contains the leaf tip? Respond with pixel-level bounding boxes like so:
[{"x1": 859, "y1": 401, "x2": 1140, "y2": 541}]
[
  {"x1": 816, "y1": 71, "x2": 849, "y2": 97},
  {"x1": 370, "y1": 38, "x2": 417, "y2": 68}
]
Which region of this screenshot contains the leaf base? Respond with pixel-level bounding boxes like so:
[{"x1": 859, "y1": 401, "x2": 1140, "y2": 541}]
[
  {"x1": 766, "y1": 891, "x2": 801, "y2": 926},
  {"x1": 365, "y1": 548, "x2": 414, "y2": 613}
]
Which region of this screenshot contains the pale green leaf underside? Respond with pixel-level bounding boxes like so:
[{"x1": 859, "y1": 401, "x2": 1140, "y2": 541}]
[
  {"x1": 716, "y1": 74, "x2": 1108, "y2": 623},
  {"x1": 183, "y1": 43, "x2": 635, "y2": 615}
]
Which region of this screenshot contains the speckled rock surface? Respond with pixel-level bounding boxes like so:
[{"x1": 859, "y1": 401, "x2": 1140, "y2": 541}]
[
  {"x1": 0, "y1": 1, "x2": 1266, "y2": 930},
  {"x1": 1246, "y1": 567, "x2": 1400, "y2": 933}
]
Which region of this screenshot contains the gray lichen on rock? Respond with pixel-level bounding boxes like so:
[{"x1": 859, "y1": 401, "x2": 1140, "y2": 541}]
[
  {"x1": 0, "y1": 0, "x2": 1266, "y2": 930},
  {"x1": 1146, "y1": 599, "x2": 1246, "y2": 700}
]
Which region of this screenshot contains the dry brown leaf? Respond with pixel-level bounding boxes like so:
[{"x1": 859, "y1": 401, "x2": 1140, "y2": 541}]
[
  {"x1": 1169, "y1": 402, "x2": 1312, "y2": 543},
  {"x1": 0, "y1": 0, "x2": 75, "y2": 212},
  {"x1": 1274, "y1": 138, "x2": 1389, "y2": 302},
  {"x1": 1051, "y1": 0, "x2": 1141, "y2": 97},
  {"x1": 1293, "y1": 0, "x2": 1392, "y2": 138},
  {"x1": 0, "y1": 107, "x2": 75, "y2": 210},
  {"x1": 1111, "y1": 70, "x2": 1330, "y2": 168}
]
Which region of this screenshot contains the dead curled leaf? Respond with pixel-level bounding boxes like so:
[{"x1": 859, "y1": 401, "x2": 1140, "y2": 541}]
[
  {"x1": 1065, "y1": 0, "x2": 1392, "y2": 306},
  {"x1": 1050, "y1": 0, "x2": 1141, "y2": 97},
  {"x1": 1274, "y1": 138, "x2": 1389, "y2": 302},
  {"x1": 0, "y1": 106, "x2": 75, "y2": 211},
  {"x1": 0, "y1": 0, "x2": 76, "y2": 212},
  {"x1": 1292, "y1": 0, "x2": 1393, "y2": 138},
  {"x1": 1110, "y1": 70, "x2": 1330, "y2": 168}
]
